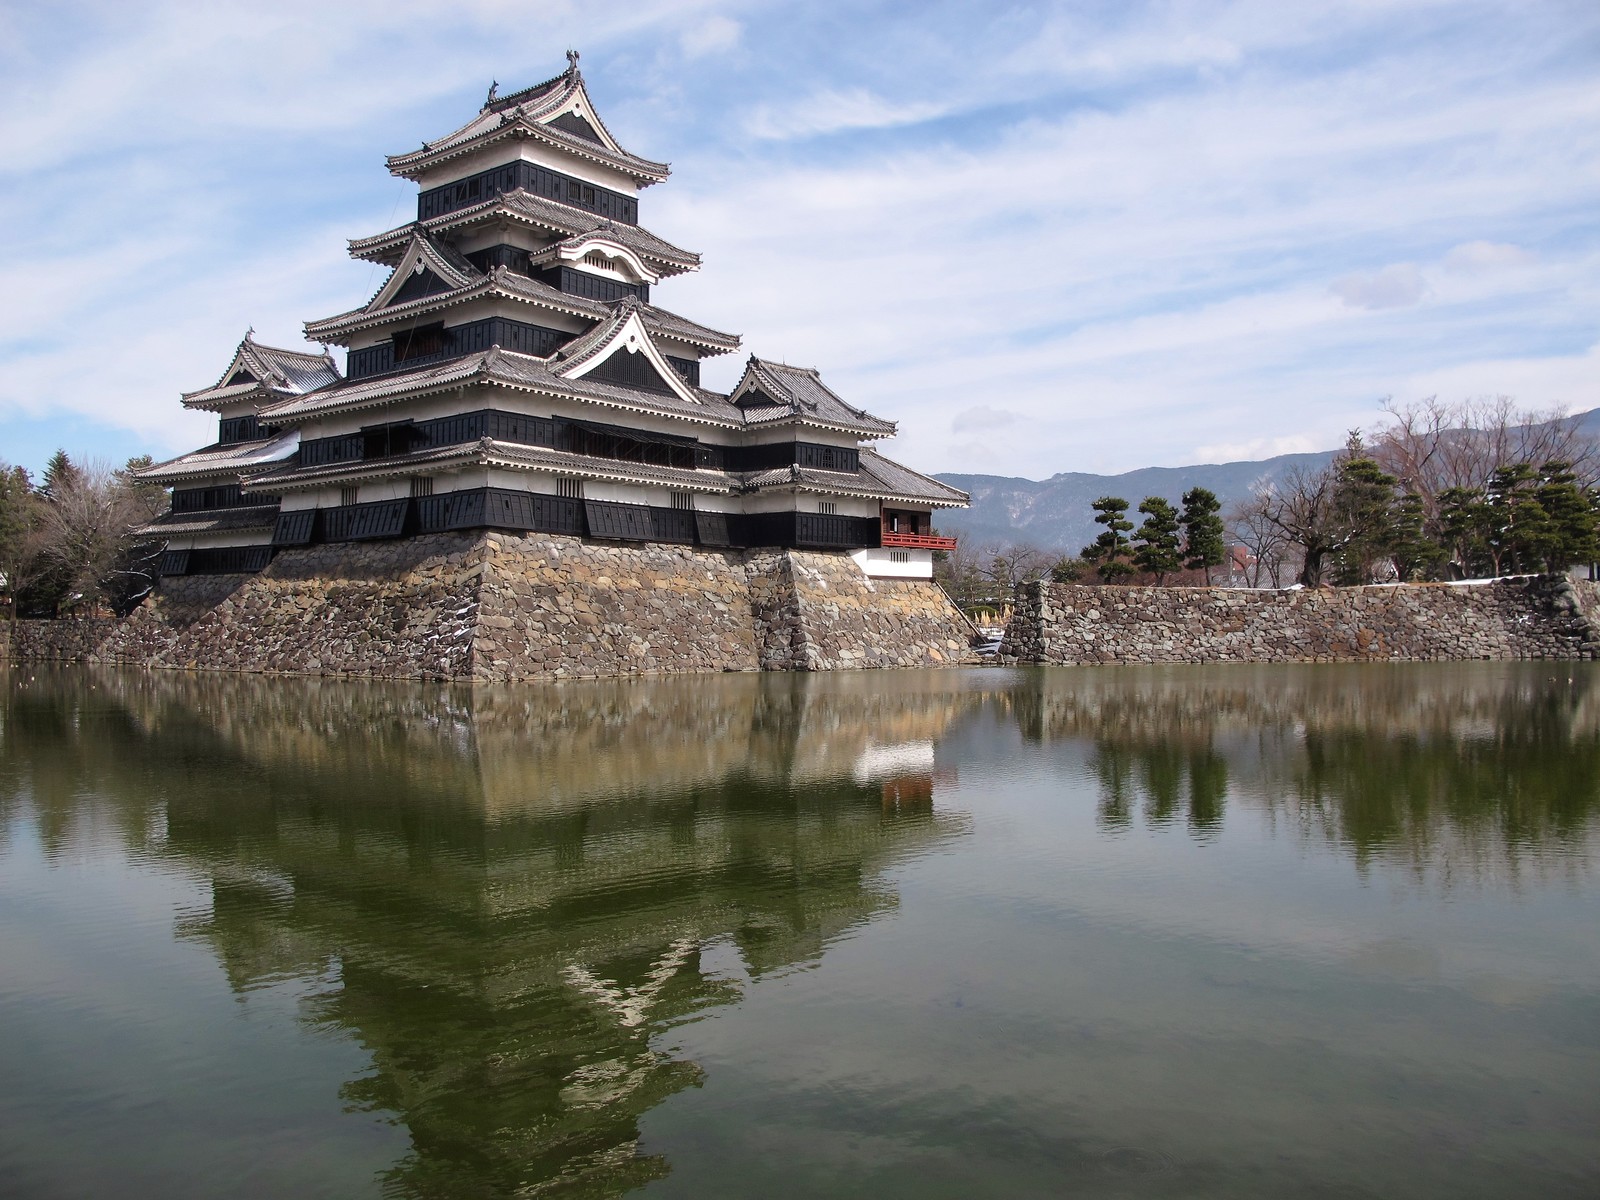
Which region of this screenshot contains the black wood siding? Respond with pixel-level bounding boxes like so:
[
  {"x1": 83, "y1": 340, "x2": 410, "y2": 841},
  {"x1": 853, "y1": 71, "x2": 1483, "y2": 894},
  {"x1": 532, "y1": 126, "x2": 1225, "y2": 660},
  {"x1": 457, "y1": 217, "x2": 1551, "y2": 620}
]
[
  {"x1": 584, "y1": 348, "x2": 676, "y2": 395},
  {"x1": 417, "y1": 161, "x2": 638, "y2": 224},
  {"x1": 218, "y1": 415, "x2": 261, "y2": 445},
  {"x1": 664, "y1": 355, "x2": 701, "y2": 387},
  {"x1": 416, "y1": 489, "x2": 584, "y2": 536},
  {"x1": 322, "y1": 498, "x2": 412, "y2": 542},
  {"x1": 272, "y1": 510, "x2": 318, "y2": 546},
  {"x1": 346, "y1": 317, "x2": 574, "y2": 381},
  {"x1": 171, "y1": 485, "x2": 282, "y2": 513},
  {"x1": 161, "y1": 546, "x2": 273, "y2": 576},
  {"x1": 732, "y1": 441, "x2": 860, "y2": 473},
  {"x1": 537, "y1": 265, "x2": 648, "y2": 304}
]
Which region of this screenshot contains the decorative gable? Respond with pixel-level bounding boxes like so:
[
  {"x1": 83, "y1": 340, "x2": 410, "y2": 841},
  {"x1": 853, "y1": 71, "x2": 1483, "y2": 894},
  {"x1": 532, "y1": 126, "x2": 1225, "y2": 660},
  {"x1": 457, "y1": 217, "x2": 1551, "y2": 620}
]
[
  {"x1": 367, "y1": 233, "x2": 478, "y2": 312},
  {"x1": 558, "y1": 305, "x2": 701, "y2": 404}
]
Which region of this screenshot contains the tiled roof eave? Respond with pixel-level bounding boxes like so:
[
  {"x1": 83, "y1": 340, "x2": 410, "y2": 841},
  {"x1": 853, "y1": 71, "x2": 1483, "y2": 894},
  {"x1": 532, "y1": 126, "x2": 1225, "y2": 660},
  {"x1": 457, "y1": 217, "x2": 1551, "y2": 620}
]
[
  {"x1": 304, "y1": 278, "x2": 602, "y2": 343},
  {"x1": 348, "y1": 205, "x2": 701, "y2": 274},
  {"x1": 387, "y1": 121, "x2": 670, "y2": 185},
  {"x1": 180, "y1": 383, "x2": 287, "y2": 411},
  {"x1": 740, "y1": 473, "x2": 966, "y2": 507},
  {"x1": 137, "y1": 507, "x2": 281, "y2": 536},
  {"x1": 741, "y1": 412, "x2": 897, "y2": 438},
  {"x1": 254, "y1": 358, "x2": 746, "y2": 431},
  {"x1": 248, "y1": 440, "x2": 735, "y2": 495}
]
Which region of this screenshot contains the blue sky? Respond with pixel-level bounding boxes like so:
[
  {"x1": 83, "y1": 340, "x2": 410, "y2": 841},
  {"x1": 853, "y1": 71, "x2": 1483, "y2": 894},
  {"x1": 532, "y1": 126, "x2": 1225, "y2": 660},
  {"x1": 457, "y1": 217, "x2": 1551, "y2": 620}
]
[{"x1": 2, "y1": 0, "x2": 1596, "y2": 481}]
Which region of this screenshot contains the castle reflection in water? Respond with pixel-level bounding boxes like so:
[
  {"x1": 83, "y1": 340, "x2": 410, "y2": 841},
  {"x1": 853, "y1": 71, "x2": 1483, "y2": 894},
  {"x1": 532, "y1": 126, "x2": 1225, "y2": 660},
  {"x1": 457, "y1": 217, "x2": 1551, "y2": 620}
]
[{"x1": 4, "y1": 663, "x2": 1598, "y2": 1196}]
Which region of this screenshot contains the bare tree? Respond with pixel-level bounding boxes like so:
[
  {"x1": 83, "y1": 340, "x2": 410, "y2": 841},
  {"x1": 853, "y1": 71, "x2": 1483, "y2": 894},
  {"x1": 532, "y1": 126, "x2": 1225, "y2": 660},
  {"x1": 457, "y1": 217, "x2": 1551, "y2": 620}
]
[
  {"x1": 1372, "y1": 395, "x2": 1599, "y2": 527},
  {"x1": 1226, "y1": 493, "x2": 1294, "y2": 588},
  {"x1": 35, "y1": 459, "x2": 165, "y2": 615}
]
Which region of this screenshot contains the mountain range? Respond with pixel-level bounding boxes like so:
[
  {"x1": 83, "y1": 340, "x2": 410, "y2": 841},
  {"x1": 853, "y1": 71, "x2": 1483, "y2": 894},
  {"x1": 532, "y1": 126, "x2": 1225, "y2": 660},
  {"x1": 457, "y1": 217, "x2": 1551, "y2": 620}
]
[{"x1": 932, "y1": 408, "x2": 1600, "y2": 554}]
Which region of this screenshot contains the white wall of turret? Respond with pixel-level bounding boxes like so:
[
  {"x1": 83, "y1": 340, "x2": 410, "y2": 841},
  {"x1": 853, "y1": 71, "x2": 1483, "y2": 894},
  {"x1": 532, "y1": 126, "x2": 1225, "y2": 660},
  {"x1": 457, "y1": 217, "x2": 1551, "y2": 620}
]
[{"x1": 411, "y1": 138, "x2": 641, "y2": 198}]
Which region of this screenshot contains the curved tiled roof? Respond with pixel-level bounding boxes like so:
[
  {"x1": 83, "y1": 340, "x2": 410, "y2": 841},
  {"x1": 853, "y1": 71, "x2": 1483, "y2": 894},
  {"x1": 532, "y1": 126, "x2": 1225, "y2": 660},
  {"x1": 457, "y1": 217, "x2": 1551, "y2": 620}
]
[
  {"x1": 386, "y1": 67, "x2": 669, "y2": 185},
  {"x1": 732, "y1": 357, "x2": 897, "y2": 438},
  {"x1": 247, "y1": 436, "x2": 735, "y2": 495},
  {"x1": 137, "y1": 506, "x2": 281, "y2": 536},
  {"x1": 181, "y1": 335, "x2": 341, "y2": 411},
  {"x1": 259, "y1": 347, "x2": 749, "y2": 429},
  {"x1": 739, "y1": 449, "x2": 969, "y2": 508},
  {"x1": 135, "y1": 431, "x2": 301, "y2": 485},
  {"x1": 348, "y1": 192, "x2": 701, "y2": 275}
]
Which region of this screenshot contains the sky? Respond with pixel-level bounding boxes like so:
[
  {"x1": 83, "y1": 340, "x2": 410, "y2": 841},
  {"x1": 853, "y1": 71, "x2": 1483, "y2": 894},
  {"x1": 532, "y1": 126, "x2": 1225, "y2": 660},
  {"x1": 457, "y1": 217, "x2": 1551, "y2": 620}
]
[{"x1": 1, "y1": 0, "x2": 1596, "y2": 481}]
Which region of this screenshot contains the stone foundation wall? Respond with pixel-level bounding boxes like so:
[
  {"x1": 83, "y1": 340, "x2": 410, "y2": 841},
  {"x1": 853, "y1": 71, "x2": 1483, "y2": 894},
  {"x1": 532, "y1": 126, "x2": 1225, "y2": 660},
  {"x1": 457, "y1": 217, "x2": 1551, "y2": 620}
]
[
  {"x1": 2, "y1": 618, "x2": 122, "y2": 665},
  {"x1": 1002, "y1": 577, "x2": 1600, "y2": 664},
  {"x1": 4, "y1": 534, "x2": 977, "y2": 681}
]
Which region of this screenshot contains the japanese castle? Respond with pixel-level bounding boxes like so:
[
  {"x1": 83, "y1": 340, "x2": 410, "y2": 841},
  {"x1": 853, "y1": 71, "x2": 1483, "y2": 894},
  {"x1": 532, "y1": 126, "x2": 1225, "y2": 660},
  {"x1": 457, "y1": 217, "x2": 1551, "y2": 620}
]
[{"x1": 141, "y1": 54, "x2": 965, "y2": 578}]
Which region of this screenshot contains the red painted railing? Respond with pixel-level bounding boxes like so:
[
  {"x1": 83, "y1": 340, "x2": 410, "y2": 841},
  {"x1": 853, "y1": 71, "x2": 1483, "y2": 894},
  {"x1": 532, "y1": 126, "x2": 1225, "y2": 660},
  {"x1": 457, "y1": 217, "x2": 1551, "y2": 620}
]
[{"x1": 881, "y1": 531, "x2": 959, "y2": 551}]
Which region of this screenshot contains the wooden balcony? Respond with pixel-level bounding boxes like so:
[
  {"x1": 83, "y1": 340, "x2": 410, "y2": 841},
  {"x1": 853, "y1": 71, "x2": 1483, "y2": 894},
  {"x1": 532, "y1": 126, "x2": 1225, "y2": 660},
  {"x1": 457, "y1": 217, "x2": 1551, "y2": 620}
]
[{"x1": 881, "y1": 531, "x2": 958, "y2": 551}]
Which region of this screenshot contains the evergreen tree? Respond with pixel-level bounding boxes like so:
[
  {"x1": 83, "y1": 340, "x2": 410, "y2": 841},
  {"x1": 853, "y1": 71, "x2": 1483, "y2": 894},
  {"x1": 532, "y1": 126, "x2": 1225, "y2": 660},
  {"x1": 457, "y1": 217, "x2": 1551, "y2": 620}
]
[
  {"x1": 1329, "y1": 449, "x2": 1399, "y2": 585},
  {"x1": 39, "y1": 449, "x2": 81, "y2": 500},
  {"x1": 1388, "y1": 490, "x2": 1441, "y2": 582},
  {"x1": 1532, "y1": 461, "x2": 1600, "y2": 573},
  {"x1": 1438, "y1": 486, "x2": 1494, "y2": 577},
  {"x1": 1485, "y1": 463, "x2": 1548, "y2": 575},
  {"x1": 1179, "y1": 487, "x2": 1226, "y2": 583},
  {"x1": 1132, "y1": 497, "x2": 1182, "y2": 583},
  {"x1": 1081, "y1": 496, "x2": 1134, "y2": 582}
]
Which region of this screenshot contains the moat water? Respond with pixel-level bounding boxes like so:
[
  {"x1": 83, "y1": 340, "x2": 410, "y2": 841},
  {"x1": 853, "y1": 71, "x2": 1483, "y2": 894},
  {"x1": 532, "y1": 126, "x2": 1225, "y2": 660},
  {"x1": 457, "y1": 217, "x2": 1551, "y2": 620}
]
[{"x1": 1, "y1": 664, "x2": 1597, "y2": 1199}]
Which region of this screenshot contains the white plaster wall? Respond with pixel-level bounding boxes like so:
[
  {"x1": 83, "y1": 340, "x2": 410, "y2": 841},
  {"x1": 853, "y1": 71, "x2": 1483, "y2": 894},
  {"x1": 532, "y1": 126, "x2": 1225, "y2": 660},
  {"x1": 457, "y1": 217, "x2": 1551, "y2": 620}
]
[
  {"x1": 166, "y1": 530, "x2": 274, "y2": 551},
  {"x1": 850, "y1": 547, "x2": 933, "y2": 580},
  {"x1": 411, "y1": 139, "x2": 641, "y2": 197}
]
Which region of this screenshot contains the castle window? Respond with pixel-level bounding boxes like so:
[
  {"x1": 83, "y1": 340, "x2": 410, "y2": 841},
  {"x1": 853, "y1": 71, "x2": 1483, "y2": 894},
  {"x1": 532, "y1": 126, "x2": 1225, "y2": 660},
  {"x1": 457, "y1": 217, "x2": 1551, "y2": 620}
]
[
  {"x1": 556, "y1": 477, "x2": 583, "y2": 500},
  {"x1": 890, "y1": 551, "x2": 910, "y2": 564},
  {"x1": 671, "y1": 491, "x2": 693, "y2": 511},
  {"x1": 584, "y1": 250, "x2": 611, "y2": 270},
  {"x1": 340, "y1": 485, "x2": 359, "y2": 506},
  {"x1": 819, "y1": 501, "x2": 837, "y2": 515},
  {"x1": 410, "y1": 477, "x2": 434, "y2": 498}
]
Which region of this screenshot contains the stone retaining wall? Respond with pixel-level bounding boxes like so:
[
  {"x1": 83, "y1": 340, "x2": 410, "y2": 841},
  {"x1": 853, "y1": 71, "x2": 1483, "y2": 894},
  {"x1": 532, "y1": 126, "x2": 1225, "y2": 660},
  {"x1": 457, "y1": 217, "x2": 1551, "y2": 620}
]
[
  {"x1": 3, "y1": 534, "x2": 976, "y2": 681},
  {"x1": 1002, "y1": 577, "x2": 1600, "y2": 664}
]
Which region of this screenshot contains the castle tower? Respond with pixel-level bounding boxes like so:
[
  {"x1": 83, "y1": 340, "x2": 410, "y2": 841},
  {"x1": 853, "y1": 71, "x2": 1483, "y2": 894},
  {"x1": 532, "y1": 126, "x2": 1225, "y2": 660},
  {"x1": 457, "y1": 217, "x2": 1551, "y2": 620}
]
[{"x1": 139, "y1": 55, "x2": 966, "y2": 582}]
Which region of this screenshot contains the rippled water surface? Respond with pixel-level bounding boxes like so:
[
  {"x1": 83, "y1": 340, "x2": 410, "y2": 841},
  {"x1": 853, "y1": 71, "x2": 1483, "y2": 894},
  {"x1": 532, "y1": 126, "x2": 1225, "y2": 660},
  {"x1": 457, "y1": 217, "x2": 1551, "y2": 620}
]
[{"x1": 1, "y1": 663, "x2": 1598, "y2": 1198}]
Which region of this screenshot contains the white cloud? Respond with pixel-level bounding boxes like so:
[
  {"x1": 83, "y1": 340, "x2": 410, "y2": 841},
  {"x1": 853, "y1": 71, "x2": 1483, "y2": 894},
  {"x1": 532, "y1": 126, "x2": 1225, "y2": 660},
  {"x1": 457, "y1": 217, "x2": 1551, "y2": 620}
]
[
  {"x1": 1330, "y1": 263, "x2": 1428, "y2": 309},
  {"x1": 744, "y1": 88, "x2": 953, "y2": 141},
  {"x1": 680, "y1": 15, "x2": 741, "y2": 59},
  {"x1": 1193, "y1": 435, "x2": 1321, "y2": 463},
  {"x1": 1441, "y1": 240, "x2": 1534, "y2": 273}
]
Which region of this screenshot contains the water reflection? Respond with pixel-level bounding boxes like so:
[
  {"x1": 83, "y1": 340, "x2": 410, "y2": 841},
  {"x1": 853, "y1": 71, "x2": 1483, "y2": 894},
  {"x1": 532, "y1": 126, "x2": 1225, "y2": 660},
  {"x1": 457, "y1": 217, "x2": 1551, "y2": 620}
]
[
  {"x1": 2, "y1": 663, "x2": 1598, "y2": 1197},
  {"x1": 1012, "y1": 664, "x2": 1600, "y2": 884},
  {"x1": 1, "y1": 669, "x2": 978, "y2": 1197}
]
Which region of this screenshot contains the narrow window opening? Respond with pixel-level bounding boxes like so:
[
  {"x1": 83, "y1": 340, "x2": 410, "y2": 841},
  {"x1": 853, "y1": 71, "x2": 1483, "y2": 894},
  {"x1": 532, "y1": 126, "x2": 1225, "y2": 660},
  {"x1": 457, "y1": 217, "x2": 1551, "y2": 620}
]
[
  {"x1": 340, "y1": 485, "x2": 359, "y2": 506},
  {"x1": 671, "y1": 491, "x2": 694, "y2": 511},
  {"x1": 890, "y1": 550, "x2": 910, "y2": 564},
  {"x1": 410, "y1": 477, "x2": 434, "y2": 498},
  {"x1": 819, "y1": 501, "x2": 838, "y2": 515},
  {"x1": 556, "y1": 477, "x2": 583, "y2": 500}
]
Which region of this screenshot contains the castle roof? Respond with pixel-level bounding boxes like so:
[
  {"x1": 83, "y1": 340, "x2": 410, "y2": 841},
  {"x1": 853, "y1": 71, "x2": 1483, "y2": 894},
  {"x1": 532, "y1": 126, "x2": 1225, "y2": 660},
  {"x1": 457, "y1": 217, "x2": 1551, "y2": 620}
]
[
  {"x1": 730, "y1": 357, "x2": 898, "y2": 438},
  {"x1": 137, "y1": 506, "x2": 281, "y2": 537},
  {"x1": 135, "y1": 429, "x2": 301, "y2": 485},
  {"x1": 180, "y1": 334, "x2": 340, "y2": 411},
  {"x1": 347, "y1": 191, "x2": 701, "y2": 276},
  {"x1": 739, "y1": 449, "x2": 969, "y2": 508},
  {"x1": 245, "y1": 437, "x2": 735, "y2": 496},
  {"x1": 387, "y1": 59, "x2": 669, "y2": 185},
  {"x1": 258, "y1": 346, "x2": 749, "y2": 429},
  {"x1": 306, "y1": 237, "x2": 737, "y2": 354}
]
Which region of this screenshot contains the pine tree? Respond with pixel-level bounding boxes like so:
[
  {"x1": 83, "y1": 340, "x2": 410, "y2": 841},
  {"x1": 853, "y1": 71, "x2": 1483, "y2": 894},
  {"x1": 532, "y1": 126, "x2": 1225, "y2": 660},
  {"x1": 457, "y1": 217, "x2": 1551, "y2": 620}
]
[
  {"x1": 1132, "y1": 497, "x2": 1182, "y2": 583},
  {"x1": 1081, "y1": 496, "x2": 1134, "y2": 582},
  {"x1": 1179, "y1": 487, "x2": 1225, "y2": 583},
  {"x1": 1329, "y1": 451, "x2": 1399, "y2": 584},
  {"x1": 1533, "y1": 461, "x2": 1600, "y2": 573},
  {"x1": 39, "y1": 449, "x2": 81, "y2": 500}
]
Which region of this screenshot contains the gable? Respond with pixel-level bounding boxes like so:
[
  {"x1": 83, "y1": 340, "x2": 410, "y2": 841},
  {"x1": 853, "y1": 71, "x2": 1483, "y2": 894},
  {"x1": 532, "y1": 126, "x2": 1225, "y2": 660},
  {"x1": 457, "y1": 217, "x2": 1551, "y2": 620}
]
[
  {"x1": 585, "y1": 346, "x2": 676, "y2": 395},
  {"x1": 391, "y1": 267, "x2": 457, "y2": 305},
  {"x1": 226, "y1": 370, "x2": 257, "y2": 386},
  {"x1": 546, "y1": 110, "x2": 603, "y2": 145}
]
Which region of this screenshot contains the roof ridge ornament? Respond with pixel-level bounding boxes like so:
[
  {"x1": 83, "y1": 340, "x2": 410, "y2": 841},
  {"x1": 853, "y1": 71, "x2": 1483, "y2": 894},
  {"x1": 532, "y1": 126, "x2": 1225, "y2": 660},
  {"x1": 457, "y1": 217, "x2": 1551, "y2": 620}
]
[
  {"x1": 485, "y1": 80, "x2": 498, "y2": 107},
  {"x1": 566, "y1": 49, "x2": 580, "y2": 76}
]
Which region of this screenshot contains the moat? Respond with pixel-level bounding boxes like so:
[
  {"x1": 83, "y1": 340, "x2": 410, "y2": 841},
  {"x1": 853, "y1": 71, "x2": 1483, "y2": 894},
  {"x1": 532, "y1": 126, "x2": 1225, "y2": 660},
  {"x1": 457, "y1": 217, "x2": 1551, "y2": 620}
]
[{"x1": 2, "y1": 664, "x2": 1597, "y2": 1198}]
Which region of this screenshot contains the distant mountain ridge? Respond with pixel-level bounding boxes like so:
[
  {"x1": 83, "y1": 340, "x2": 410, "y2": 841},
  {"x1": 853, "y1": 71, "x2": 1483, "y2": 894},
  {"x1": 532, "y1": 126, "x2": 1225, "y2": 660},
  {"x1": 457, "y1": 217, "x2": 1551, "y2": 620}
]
[{"x1": 933, "y1": 407, "x2": 1600, "y2": 553}]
